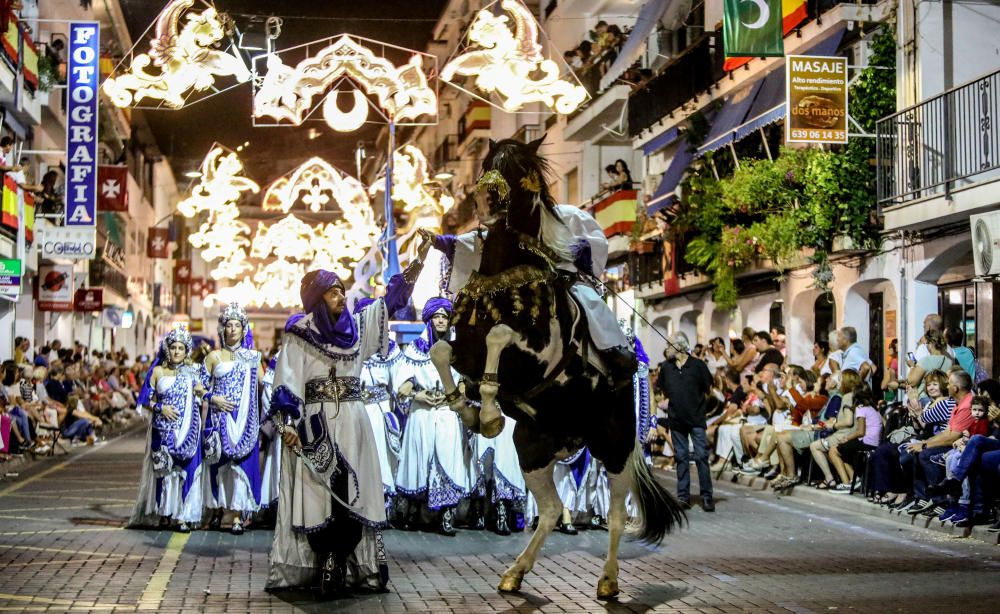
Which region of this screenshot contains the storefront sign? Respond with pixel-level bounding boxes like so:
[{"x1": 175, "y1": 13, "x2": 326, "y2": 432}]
[
  {"x1": 40, "y1": 224, "x2": 98, "y2": 260},
  {"x1": 38, "y1": 264, "x2": 74, "y2": 311},
  {"x1": 65, "y1": 22, "x2": 101, "y2": 227},
  {"x1": 786, "y1": 54, "x2": 848, "y2": 144},
  {"x1": 74, "y1": 287, "x2": 104, "y2": 311},
  {"x1": 0, "y1": 258, "x2": 21, "y2": 300},
  {"x1": 102, "y1": 238, "x2": 126, "y2": 270}
]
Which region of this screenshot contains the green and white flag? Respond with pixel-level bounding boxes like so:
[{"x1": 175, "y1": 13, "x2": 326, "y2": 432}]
[{"x1": 723, "y1": 0, "x2": 785, "y2": 58}]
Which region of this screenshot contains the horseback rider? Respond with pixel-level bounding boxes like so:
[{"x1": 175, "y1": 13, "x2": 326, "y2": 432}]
[{"x1": 420, "y1": 192, "x2": 637, "y2": 390}]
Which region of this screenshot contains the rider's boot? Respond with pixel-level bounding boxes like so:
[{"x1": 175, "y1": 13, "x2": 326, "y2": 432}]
[{"x1": 601, "y1": 345, "x2": 638, "y2": 391}]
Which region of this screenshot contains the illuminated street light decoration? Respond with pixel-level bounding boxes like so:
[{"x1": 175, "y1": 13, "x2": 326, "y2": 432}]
[
  {"x1": 260, "y1": 157, "x2": 369, "y2": 214},
  {"x1": 252, "y1": 34, "x2": 438, "y2": 130},
  {"x1": 102, "y1": 0, "x2": 251, "y2": 109},
  {"x1": 368, "y1": 144, "x2": 456, "y2": 217},
  {"x1": 178, "y1": 144, "x2": 260, "y2": 218},
  {"x1": 441, "y1": 0, "x2": 588, "y2": 114}
]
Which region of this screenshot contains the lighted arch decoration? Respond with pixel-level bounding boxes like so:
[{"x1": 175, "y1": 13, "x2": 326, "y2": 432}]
[
  {"x1": 103, "y1": 0, "x2": 251, "y2": 109},
  {"x1": 367, "y1": 145, "x2": 456, "y2": 217},
  {"x1": 261, "y1": 157, "x2": 370, "y2": 214},
  {"x1": 252, "y1": 34, "x2": 438, "y2": 130},
  {"x1": 178, "y1": 144, "x2": 260, "y2": 219},
  {"x1": 441, "y1": 0, "x2": 588, "y2": 114}
]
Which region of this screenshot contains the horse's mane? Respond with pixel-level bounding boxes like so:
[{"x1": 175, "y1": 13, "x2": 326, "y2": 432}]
[{"x1": 485, "y1": 137, "x2": 575, "y2": 263}]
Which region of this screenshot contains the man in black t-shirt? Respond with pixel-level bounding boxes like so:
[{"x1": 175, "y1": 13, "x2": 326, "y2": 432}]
[
  {"x1": 655, "y1": 332, "x2": 715, "y2": 511},
  {"x1": 753, "y1": 331, "x2": 784, "y2": 374}
]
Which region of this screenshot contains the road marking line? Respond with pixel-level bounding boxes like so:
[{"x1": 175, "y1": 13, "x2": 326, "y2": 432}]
[
  {"x1": 3, "y1": 554, "x2": 147, "y2": 567},
  {"x1": 14, "y1": 486, "x2": 135, "y2": 495},
  {"x1": 0, "y1": 527, "x2": 123, "y2": 537},
  {"x1": 0, "y1": 543, "x2": 132, "y2": 556},
  {"x1": 0, "y1": 503, "x2": 132, "y2": 513},
  {"x1": 0, "y1": 593, "x2": 121, "y2": 610},
  {"x1": 4, "y1": 494, "x2": 134, "y2": 502},
  {"x1": 0, "y1": 515, "x2": 65, "y2": 523},
  {"x1": 136, "y1": 532, "x2": 189, "y2": 611}
]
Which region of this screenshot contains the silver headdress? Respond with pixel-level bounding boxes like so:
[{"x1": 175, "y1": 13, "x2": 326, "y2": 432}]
[
  {"x1": 218, "y1": 302, "x2": 249, "y2": 348},
  {"x1": 161, "y1": 326, "x2": 193, "y2": 356}
]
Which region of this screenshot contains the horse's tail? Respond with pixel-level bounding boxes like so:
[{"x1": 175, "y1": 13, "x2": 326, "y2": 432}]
[{"x1": 628, "y1": 441, "x2": 686, "y2": 545}]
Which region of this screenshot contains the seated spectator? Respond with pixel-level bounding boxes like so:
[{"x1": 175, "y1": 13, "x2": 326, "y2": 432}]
[
  {"x1": 902, "y1": 369, "x2": 977, "y2": 517},
  {"x1": 704, "y1": 337, "x2": 729, "y2": 380},
  {"x1": 61, "y1": 394, "x2": 99, "y2": 445},
  {"x1": 709, "y1": 368, "x2": 748, "y2": 468},
  {"x1": 727, "y1": 331, "x2": 758, "y2": 377},
  {"x1": 771, "y1": 325, "x2": 786, "y2": 356},
  {"x1": 828, "y1": 388, "x2": 884, "y2": 492},
  {"x1": 740, "y1": 365, "x2": 812, "y2": 476},
  {"x1": 810, "y1": 340, "x2": 830, "y2": 376},
  {"x1": 945, "y1": 326, "x2": 977, "y2": 382},
  {"x1": 881, "y1": 338, "x2": 899, "y2": 403},
  {"x1": 809, "y1": 369, "x2": 863, "y2": 489},
  {"x1": 869, "y1": 370, "x2": 954, "y2": 507},
  {"x1": 772, "y1": 373, "x2": 839, "y2": 488},
  {"x1": 927, "y1": 395, "x2": 993, "y2": 525},
  {"x1": 837, "y1": 326, "x2": 873, "y2": 382},
  {"x1": 752, "y1": 331, "x2": 783, "y2": 373}
]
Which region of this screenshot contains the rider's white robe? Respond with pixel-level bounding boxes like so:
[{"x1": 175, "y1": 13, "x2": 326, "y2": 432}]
[{"x1": 444, "y1": 205, "x2": 627, "y2": 350}]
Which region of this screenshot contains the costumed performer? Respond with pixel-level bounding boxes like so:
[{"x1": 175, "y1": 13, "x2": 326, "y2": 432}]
[
  {"x1": 265, "y1": 239, "x2": 428, "y2": 596},
  {"x1": 259, "y1": 351, "x2": 281, "y2": 517},
  {"x1": 467, "y1": 401, "x2": 525, "y2": 535},
  {"x1": 393, "y1": 297, "x2": 471, "y2": 536},
  {"x1": 128, "y1": 327, "x2": 205, "y2": 532},
  {"x1": 202, "y1": 303, "x2": 264, "y2": 534}
]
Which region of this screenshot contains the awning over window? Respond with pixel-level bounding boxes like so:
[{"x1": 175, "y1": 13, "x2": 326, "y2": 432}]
[
  {"x1": 696, "y1": 80, "x2": 763, "y2": 156},
  {"x1": 599, "y1": 0, "x2": 674, "y2": 91},
  {"x1": 641, "y1": 125, "x2": 681, "y2": 157},
  {"x1": 646, "y1": 143, "x2": 695, "y2": 214}
]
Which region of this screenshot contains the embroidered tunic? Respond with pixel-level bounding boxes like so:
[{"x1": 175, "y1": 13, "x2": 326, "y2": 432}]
[
  {"x1": 260, "y1": 356, "x2": 282, "y2": 509},
  {"x1": 393, "y1": 336, "x2": 472, "y2": 510},
  {"x1": 361, "y1": 343, "x2": 403, "y2": 497},
  {"x1": 129, "y1": 364, "x2": 204, "y2": 526},
  {"x1": 266, "y1": 300, "x2": 390, "y2": 590},
  {"x1": 203, "y1": 347, "x2": 262, "y2": 513}
]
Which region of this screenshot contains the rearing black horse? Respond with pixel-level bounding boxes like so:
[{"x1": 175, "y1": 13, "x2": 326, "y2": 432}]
[{"x1": 428, "y1": 137, "x2": 685, "y2": 600}]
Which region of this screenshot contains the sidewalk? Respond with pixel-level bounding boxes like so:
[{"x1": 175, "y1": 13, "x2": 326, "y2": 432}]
[{"x1": 714, "y1": 465, "x2": 1000, "y2": 545}]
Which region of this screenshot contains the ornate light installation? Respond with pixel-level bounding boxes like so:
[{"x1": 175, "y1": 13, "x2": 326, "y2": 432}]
[
  {"x1": 252, "y1": 34, "x2": 438, "y2": 130},
  {"x1": 441, "y1": 0, "x2": 588, "y2": 114},
  {"x1": 178, "y1": 145, "x2": 260, "y2": 219},
  {"x1": 368, "y1": 145, "x2": 456, "y2": 217},
  {"x1": 260, "y1": 157, "x2": 369, "y2": 215},
  {"x1": 102, "y1": 0, "x2": 251, "y2": 109}
]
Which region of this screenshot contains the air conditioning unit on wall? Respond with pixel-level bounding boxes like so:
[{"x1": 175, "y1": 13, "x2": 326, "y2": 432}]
[{"x1": 971, "y1": 211, "x2": 1000, "y2": 277}]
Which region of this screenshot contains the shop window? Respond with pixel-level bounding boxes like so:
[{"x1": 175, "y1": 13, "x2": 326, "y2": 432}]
[{"x1": 939, "y1": 284, "x2": 976, "y2": 348}]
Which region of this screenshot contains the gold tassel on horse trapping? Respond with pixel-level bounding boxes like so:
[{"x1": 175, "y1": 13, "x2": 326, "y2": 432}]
[{"x1": 468, "y1": 304, "x2": 477, "y2": 326}]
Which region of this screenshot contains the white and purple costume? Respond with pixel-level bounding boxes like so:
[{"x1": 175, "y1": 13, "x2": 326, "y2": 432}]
[
  {"x1": 202, "y1": 303, "x2": 263, "y2": 515},
  {"x1": 260, "y1": 353, "x2": 281, "y2": 510},
  {"x1": 357, "y1": 318, "x2": 403, "y2": 503},
  {"x1": 267, "y1": 271, "x2": 415, "y2": 592},
  {"x1": 129, "y1": 329, "x2": 204, "y2": 528},
  {"x1": 393, "y1": 299, "x2": 472, "y2": 517}
]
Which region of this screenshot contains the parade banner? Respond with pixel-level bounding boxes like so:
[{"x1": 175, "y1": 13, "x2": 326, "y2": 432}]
[
  {"x1": 65, "y1": 22, "x2": 100, "y2": 227},
  {"x1": 785, "y1": 54, "x2": 848, "y2": 144},
  {"x1": 97, "y1": 165, "x2": 129, "y2": 212},
  {"x1": 39, "y1": 223, "x2": 98, "y2": 260},
  {"x1": 190, "y1": 277, "x2": 205, "y2": 299},
  {"x1": 147, "y1": 227, "x2": 170, "y2": 258},
  {"x1": 38, "y1": 264, "x2": 74, "y2": 312},
  {"x1": 74, "y1": 287, "x2": 104, "y2": 312},
  {"x1": 174, "y1": 259, "x2": 192, "y2": 284},
  {"x1": 723, "y1": 0, "x2": 784, "y2": 60},
  {"x1": 0, "y1": 258, "x2": 20, "y2": 301}
]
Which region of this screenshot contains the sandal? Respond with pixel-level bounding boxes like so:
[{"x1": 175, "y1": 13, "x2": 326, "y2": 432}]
[{"x1": 815, "y1": 480, "x2": 836, "y2": 490}]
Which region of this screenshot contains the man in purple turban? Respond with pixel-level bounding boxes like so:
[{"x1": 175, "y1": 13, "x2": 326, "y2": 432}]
[{"x1": 267, "y1": 238, "x2": 429, "y2": 597}]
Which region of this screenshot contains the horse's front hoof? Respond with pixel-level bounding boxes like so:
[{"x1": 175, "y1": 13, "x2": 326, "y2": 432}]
[
  {"x1": 480, "y1": 415, "x2": 505, "y2": 439},
  {"x1": 596, "y1": 577, "x2": 620, "y2": 600},
  {"x1": 497, "y1": 572, "x2": 523, "y2": 593}
]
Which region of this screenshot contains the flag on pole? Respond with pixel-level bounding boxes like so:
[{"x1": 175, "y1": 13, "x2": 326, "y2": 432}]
[
  {"x1": 147, "y1": 227, "x2": 170, "y2": 258},
  {"x1": 97, "y1": 165, "x2": 129, "y2": 212},
  {"x1": 724, "y1": 0, "x2": 807, "y2": 71},
  {"x1": 1, "y1": 175, "x2": 17, "y2": 231}
]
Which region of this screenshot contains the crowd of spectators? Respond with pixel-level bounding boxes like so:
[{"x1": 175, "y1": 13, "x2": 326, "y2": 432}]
[
  {"x1": 648, "y1": 314, "x2": 1000, "y2": 531},
  {"x1": 0, "y1": 337, "x2": 147, "y2": 461}
]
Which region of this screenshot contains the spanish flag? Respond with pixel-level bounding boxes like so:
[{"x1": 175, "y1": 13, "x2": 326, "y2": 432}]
[
  {"x1": 22, "y1": 29, "x2": 38, "y2": 90},
  {"x1": 593, "y1": 189, "x2": 638, "y2": 238},
  {"x1": 23, "y1": 190, "x2": 34, "y2": 244},
  {"x1": 1, "y1": 175, "x2": 18, "y2": 231},
  {"x1": 724, "y1": 0, "x2": 808, "y2": 72},
  {"x1": 2, "y1": 13, "x2": 18, "y2": 64}
]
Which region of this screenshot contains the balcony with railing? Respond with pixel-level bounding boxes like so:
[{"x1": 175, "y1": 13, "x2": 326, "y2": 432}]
[{"x1": 877, "y1": 67, "x2": 1000, "y2": 231}]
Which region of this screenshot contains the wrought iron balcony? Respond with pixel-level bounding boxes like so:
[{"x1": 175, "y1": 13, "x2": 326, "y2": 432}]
[{"x1": 876, "y1": 67, "x2": 1000, "y2": 208}]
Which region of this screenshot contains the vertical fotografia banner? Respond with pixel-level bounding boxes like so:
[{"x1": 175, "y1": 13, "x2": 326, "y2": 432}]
[
  {"x1": 723, "y1": 0, "x2": 784, "y2": 59},
  {"x1": 65, "y1": 22, "x2": 100, "y2": 227},
  {"x1": 786, "y1": 55, "x2": 849, "y2": 144}
]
